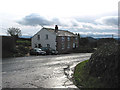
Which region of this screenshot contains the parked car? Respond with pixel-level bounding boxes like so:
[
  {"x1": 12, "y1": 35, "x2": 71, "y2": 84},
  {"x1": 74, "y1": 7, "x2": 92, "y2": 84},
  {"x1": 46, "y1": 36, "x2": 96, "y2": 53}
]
[
  {"x1": 40, "y1": 47, "x2": 58, "y2": 55},
  {"x1": 30, "y1": 48, "x2": 46, "y2": 55}
]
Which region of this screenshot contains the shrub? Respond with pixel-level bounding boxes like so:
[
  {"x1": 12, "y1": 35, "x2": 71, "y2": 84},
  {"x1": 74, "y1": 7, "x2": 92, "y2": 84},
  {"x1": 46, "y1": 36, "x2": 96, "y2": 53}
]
[
  {"x1": 75, "y1": 46, "x2": 95, "y2": 53},
  {"x1": 16, "y1": 40, "x2": 31, "y2": 46},
  {"x1": 17, "y1": 45, "x2": 29, "y2": 54},
  {"x1": 87, "y1": 41, "x2": 119, "y2": 88},
  {"x1": 12, "y1": 45, "x2": 29, "y2": 57}
]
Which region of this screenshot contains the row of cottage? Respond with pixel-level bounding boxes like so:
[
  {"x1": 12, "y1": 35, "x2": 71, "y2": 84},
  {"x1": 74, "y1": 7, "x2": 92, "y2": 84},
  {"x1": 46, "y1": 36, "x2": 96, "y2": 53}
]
[{"x1": 32, "y1": 25, "x2": 79, "y2": 53}]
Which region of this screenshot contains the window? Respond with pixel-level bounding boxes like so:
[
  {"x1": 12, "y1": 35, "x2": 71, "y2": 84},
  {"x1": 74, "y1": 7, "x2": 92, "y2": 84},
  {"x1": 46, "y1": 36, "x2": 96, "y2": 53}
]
[
  {"x1": 47, "y1": 44, "x2": 50, "y2": 48},
  {"x1": 73, "y1": 43, "x2": 76, "y2": 48},
  {"x1": 62, "y1": 37, "x2": 65, "y2": 41},
  {"x1": 35, "y1": 44, "x2": 37, "y2": 48},
  {"x1": 61, "y1": 43, "x2": 65, "y2": 50},
  {"x1": 67, "y1": 42, "x2": 70, "y2": 49},
  {"x1": 46, "y1": 34, "x2": 48, "y2": 40},
  {"x1": 75, "y1": 37, "x2": 78, "y2": 41},
  {"x1": 67, "y1": 37, "x2": 70, "y2": 41},
  {"x1": 37, "y1": 35, "x2": 40, "y2": 40}
]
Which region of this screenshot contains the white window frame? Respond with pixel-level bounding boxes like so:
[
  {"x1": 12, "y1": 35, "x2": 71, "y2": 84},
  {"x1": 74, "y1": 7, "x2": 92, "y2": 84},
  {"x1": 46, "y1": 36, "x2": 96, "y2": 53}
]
[
  {"x1": 73, "y1": 43, "x2": 75, "y2": 48},
  {"x1": 67, "y1": 37, "x2": 70, "y2": 41},
  {"x1": 75, "y1": 37, "x2": 78, "y2": 41},
  {"x1": 67, "y1": 42, "x2": 70, "y2": 49}
]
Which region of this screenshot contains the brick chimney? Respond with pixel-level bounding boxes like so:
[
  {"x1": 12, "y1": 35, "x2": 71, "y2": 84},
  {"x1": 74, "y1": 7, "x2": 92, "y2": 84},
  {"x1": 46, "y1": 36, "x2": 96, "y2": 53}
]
[{"x1": 55, "y1": 25, "x2": 58, "y2": 33}]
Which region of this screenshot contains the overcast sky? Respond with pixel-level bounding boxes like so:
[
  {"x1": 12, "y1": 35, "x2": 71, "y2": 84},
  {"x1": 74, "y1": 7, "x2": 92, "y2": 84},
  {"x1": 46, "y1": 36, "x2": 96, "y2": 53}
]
[{"x1": 0, "y1": 0, "x2": 119, "y2": 38}]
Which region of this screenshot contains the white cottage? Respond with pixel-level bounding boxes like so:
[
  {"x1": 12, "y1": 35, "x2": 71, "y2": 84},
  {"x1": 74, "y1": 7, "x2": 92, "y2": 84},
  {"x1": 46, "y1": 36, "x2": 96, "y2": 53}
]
[{"x1": 32, "y1": 25, "x2": 79, "y2": 53}]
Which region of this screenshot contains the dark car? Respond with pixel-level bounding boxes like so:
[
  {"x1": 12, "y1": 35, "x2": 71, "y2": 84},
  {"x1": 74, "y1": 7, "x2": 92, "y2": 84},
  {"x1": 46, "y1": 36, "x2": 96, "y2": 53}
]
[
  {"x1": 40, "y1": 47, "x2": 58, "y2": 55},
  {"x1": 30, "y1": 48, "x2": 46, "y2": 55}
]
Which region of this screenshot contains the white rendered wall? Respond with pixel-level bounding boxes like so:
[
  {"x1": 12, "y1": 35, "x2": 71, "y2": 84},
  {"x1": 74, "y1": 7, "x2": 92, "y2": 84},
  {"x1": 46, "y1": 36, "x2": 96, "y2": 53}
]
[{"x1": 32, "y1": 28, "x2": 57, "y2": 50}]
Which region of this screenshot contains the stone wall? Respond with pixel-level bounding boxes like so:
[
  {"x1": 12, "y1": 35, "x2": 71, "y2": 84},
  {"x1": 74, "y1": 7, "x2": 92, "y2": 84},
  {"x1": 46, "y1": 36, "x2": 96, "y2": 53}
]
[{"x1": 2, "y1": 36, "x2": 15, "y2": 58}]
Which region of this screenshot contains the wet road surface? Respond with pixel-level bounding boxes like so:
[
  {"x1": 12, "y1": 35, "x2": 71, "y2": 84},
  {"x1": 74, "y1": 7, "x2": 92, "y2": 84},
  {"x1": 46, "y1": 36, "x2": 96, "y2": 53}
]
[{"x1": 2, "y1": 53, "x2": 92, "y2": 88}]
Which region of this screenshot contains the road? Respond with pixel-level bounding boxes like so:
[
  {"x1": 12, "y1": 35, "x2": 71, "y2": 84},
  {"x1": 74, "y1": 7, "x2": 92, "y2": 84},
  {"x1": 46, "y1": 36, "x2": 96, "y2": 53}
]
[{"x1": 2, "y1": 53, "x2": 92, "y2": 88}]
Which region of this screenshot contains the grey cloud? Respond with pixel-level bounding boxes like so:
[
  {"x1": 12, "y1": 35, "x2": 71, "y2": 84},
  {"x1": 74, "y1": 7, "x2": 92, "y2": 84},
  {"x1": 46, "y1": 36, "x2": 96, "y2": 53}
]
[
  {"x1": 103, "y1": 17, "x2": 118, "y2": 26},
  {"x1": 52, "y1": 18, "x2": 61, "y2": 25},
  {"x1": 17, "y1": 14, "x2": 118, "y2": 32},
  {"x1": 82, "y1": 24, "x2": 93, "y2": 29},
  {"x1": 71, "y1": 21, "x2": 79, "y2": 27},
  {"x1": 17, "y1": 14, "x2": 84, "y2": 27},
  {"x1": 74, "y1": 16, "x2": 97, "y2": 24},
  {"x1": 17, "y1": 13, "x2": 62, "y2": 26},
  {"x1": 96, "y1": 16, "x2": 118, "y2": 26}
]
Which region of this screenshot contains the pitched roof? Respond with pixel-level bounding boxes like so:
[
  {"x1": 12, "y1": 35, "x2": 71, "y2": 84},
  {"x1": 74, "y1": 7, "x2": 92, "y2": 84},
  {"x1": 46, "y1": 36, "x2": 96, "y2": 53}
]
[{"x1": 43, "y1": 27, "x2": 77, "y2": 36}]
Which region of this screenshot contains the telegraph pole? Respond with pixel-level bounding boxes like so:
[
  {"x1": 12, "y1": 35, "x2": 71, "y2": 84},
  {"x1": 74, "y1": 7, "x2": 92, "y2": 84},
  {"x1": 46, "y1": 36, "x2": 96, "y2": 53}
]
[{"x1": 112, "y1": 34, "x2": 114, "y2": 38}]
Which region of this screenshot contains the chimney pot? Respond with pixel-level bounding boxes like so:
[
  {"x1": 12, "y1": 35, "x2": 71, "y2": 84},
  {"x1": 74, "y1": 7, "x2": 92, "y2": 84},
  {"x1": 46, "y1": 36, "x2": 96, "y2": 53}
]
[{"x1": 55, "y1": 25, "x2": 58, "y2": 33}]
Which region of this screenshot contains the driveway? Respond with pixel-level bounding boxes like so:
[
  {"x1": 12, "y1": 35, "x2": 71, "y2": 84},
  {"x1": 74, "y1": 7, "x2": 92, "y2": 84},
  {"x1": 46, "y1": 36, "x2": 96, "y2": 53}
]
[{"x1": 2, "y1": 53, "x2": 92, "y2": 88}]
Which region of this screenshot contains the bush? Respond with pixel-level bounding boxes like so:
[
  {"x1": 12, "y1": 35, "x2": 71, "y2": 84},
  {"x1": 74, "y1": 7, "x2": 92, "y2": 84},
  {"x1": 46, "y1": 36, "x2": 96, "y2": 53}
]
[
  {"x1": 16, "y1": 40, "x2": 31, "y2": 46},
  {"x1": 13, "y1": 45, "x2": 29, "y2": 57},
  {"x1": 73, "y1": 46, "x2": 95, "y2": 53},
  {"x1": 87, "y1": 41, "x2": 119, "y2": 88},
  {"x1": 97, "y1": 38, "x2": 117, "y2": 47},
  {"x1": 79, "y1": 46, "x2": 95, "y2": 53}
]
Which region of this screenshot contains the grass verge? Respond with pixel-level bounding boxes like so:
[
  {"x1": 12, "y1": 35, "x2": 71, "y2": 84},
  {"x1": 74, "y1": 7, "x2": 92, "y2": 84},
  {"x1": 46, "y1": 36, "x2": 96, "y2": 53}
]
[{"x1": 73, "y1": 60, "x2": 105, "y2": 88}]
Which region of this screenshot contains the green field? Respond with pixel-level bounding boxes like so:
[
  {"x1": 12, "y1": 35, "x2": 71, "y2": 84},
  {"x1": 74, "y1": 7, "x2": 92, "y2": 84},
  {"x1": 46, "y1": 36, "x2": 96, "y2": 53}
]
[{"x1": 73, "y1": 60, "x2": 105, "y2": 88}]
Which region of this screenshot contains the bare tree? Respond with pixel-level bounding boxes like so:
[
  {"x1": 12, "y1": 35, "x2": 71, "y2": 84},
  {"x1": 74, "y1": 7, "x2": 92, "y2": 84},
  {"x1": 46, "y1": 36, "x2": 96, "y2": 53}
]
[{"x1": 7, "y1": 27, "x2": 22, "y2": 38}]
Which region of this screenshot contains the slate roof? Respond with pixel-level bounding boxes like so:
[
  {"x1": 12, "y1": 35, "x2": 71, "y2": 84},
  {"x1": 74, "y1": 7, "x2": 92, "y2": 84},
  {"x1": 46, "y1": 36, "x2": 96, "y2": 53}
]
[{"x1": 43, "y1": 28, "x2": 77, "y2": 37}]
